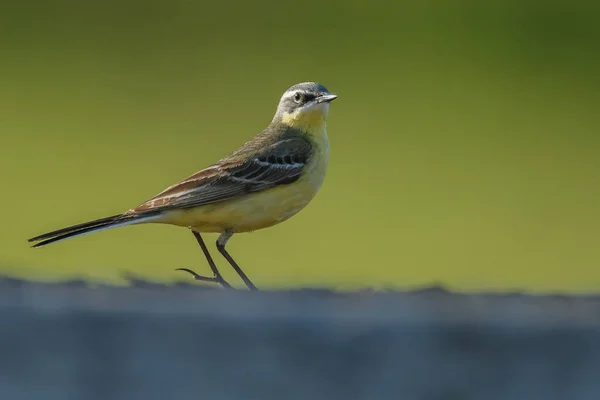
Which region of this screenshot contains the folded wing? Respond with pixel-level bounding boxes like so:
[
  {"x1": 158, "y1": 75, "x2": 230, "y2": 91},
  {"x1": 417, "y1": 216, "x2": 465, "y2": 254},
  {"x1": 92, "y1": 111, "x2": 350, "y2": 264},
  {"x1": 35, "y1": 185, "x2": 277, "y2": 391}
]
[{"x1": 131, "y1": 136, "x2": 313, "y2": 213}]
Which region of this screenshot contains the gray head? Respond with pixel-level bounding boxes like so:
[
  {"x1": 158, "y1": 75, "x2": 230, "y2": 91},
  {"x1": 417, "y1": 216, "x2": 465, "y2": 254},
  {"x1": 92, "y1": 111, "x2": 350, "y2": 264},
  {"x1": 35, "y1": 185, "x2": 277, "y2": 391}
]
[{"x1": 274, "y1": 82, "x2": 338, "y2": 129}]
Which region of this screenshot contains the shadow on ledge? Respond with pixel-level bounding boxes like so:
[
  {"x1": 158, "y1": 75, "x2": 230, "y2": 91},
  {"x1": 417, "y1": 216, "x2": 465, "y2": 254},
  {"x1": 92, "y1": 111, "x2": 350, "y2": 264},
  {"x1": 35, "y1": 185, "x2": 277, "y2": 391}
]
[{"x1": 1, "y1": 277, "x2": 599, "y2": 400}]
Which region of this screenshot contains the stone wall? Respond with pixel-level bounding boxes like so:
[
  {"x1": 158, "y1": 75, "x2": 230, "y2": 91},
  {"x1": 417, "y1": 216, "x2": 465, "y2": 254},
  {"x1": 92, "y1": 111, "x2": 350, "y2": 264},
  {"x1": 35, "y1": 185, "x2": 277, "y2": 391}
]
[{"x1": 1, "y1": 279, "x2": 599, "y2": 400}]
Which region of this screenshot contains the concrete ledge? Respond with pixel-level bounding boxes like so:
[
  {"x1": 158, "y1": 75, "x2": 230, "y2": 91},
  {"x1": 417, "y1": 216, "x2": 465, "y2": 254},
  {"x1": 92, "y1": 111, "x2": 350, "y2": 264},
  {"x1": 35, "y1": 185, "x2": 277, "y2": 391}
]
[{"x1": 1, "y1": 278, "x2": 599, "y2": 400}]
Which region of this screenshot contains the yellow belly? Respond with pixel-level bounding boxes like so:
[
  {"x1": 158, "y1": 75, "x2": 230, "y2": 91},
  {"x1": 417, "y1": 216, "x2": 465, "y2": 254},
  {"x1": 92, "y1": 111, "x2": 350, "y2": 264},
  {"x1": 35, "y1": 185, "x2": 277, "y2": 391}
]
[{"x1": 158, "y1": 134, "x2": 329, "y2": 233}]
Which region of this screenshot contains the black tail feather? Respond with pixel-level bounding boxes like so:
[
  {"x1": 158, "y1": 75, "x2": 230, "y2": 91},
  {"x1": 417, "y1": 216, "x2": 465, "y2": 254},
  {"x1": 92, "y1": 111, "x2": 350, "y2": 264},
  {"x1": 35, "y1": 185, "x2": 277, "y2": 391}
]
[
  {"x1": 28, "y1": 215, "x2": 124, "y2": 243},
  {"x1": 28, "y1": 213, "x2": 157, "y2": 248}
]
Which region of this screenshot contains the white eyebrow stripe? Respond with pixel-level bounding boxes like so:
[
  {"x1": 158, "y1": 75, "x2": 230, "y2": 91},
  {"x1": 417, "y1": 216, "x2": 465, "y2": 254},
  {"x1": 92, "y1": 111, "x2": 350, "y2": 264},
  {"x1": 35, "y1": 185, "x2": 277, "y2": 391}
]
[{"x1": 283, "y1": 89, "x2": 311, "y2": 100}]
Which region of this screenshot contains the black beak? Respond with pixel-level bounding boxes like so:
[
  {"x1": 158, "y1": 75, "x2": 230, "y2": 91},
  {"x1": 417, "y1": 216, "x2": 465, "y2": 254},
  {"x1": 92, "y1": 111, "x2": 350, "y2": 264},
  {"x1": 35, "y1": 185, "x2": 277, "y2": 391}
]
[{"x1": 316, "y1": 93, "x2": 338, "y2": 103}]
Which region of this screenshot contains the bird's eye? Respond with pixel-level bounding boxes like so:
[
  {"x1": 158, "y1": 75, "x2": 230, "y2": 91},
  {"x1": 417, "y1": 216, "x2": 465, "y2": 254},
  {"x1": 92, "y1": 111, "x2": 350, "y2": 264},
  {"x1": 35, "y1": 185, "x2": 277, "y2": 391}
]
[{"x1": 293, "y1": 92, "x2": 303, "y2": 103}]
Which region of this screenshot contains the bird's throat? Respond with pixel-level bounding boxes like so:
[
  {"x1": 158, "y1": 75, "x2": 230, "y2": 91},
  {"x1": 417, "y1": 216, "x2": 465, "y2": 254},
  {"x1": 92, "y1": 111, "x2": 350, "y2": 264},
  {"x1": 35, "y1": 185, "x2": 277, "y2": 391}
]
[{"x1": 281, "y1": 108, "x2": 327, "y2": 134}]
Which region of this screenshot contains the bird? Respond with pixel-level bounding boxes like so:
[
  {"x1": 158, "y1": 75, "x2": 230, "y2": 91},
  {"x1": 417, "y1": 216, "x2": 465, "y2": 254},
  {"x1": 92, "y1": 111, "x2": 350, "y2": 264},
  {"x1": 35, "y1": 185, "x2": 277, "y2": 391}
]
[{"x1": 28, "y1": 82, "x2": 338, "y2": 290}]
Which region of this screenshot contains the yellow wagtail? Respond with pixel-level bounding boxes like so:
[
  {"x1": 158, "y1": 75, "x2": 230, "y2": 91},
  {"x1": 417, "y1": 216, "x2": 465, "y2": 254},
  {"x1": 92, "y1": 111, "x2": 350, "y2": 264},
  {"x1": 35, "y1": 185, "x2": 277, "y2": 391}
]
[{"x1": 28, "y1": 82, "x2": 337, "y2": 290}]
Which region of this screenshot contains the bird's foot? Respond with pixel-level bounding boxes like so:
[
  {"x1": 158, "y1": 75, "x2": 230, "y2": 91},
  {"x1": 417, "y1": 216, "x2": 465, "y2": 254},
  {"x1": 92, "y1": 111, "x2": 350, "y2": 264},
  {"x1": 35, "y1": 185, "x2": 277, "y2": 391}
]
[{"x1": 175, "y1": 268, "x2": 233, "y2": 289}]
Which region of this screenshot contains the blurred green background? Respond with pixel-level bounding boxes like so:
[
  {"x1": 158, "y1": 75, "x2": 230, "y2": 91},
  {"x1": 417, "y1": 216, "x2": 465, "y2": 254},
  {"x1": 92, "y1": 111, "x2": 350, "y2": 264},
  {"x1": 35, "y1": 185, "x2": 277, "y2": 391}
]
[{"x1": 1, "y1": 0, "x2": 599, "y2": 291}]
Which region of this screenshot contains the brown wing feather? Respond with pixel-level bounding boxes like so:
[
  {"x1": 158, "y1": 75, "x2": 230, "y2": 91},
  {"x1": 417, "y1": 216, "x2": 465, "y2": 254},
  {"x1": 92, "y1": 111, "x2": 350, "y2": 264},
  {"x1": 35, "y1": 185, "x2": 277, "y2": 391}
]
[{"x1": 131, "y1": 132, "x2": 312, "y2": 213}]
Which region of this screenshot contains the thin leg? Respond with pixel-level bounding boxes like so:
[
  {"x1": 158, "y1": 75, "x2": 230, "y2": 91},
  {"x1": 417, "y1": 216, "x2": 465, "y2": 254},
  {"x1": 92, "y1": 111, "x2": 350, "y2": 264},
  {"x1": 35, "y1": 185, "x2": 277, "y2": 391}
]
[
  {"x1": 217, "y1": 229, "x2": 258, "y2": 291},
  {"x1": 176, "y1": 231, "x2": 232, "y2": 289}
]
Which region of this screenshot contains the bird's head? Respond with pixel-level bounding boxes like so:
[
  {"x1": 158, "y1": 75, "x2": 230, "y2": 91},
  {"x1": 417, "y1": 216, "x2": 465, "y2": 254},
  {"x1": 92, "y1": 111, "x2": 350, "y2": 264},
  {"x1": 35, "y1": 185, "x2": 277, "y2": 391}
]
[{"x1": 274, "y1": 82, "x2": 337, "y2": 132}]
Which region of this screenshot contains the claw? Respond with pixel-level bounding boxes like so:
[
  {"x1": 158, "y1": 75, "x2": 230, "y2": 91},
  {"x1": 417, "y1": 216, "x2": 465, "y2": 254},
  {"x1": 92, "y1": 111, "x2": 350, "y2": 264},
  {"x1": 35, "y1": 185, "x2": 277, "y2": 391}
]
[
  {"x1": 175, "y1": 268, "x2": 217, "y2": 282},
  {"x1": 175, "y1": 268, "x2": 233, "y2": 289}
]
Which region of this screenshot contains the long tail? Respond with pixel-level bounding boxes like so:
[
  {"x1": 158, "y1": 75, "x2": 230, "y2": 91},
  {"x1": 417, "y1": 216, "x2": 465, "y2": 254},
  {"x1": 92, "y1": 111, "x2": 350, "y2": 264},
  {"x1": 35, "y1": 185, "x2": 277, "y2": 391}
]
[{"x1": 28, "y1": 212, "x2": 161, "y2": 248}]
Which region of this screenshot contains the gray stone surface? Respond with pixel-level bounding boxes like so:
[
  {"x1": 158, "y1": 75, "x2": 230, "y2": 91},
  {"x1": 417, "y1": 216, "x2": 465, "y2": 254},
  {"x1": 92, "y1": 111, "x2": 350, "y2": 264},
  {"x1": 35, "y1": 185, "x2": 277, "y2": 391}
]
[{"x1": 1, "y1": 278, "x2": 600, "y2": 400}]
